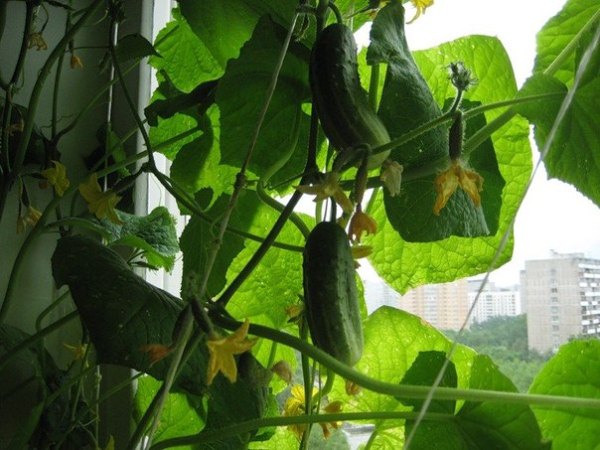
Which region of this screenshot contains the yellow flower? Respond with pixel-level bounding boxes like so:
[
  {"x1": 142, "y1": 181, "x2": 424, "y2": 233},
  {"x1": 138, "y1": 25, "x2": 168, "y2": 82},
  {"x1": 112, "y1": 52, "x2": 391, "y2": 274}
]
[
  {"x1": 296, "y1": 172, "x2": 354, "y2": 214},
  {"x1": 16, "y1": 206, "x2": 42, "y2": 233},
  {"x1": 78, "y1": 173, "x2": 123, "y2": 224},
  {"x1": 28, "y1": 33, "x2": 48, "y2": 51},
  {"x1": 70, "y1": 54, "x2": 84, "y2": 69},
  {"x1": 41, "y1": 160, "x2": 70, "y2": 196},
  {"x1": 348, "y1": 210, "x2": 377, "y2": 243},
  {"x1": 408, "y1": 0, "x2": 434, "y2": 24},
  {"x1": 283, "y1": 385, "x2": 343, "y2": 439},
  {"x1": 433, "y1": 160, "x2": 484, "y2": 215},
  {"x1": 206, "y1": 319, "x2": 256, "y2": 384},
  {"x1": 63, "y1": 342, "x2": 89, "y2": 367},
  {"x1": 380, "y1": 160, "x2": 403, "y2": 197}
]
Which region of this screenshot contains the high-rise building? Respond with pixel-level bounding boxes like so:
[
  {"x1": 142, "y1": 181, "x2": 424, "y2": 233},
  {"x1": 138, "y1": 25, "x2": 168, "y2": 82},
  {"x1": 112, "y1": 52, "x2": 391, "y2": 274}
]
[
  {"x1": 520, "y1": 251, "x2": 600, "y2": 353},
  {"x1": 399, "y1": 278, "x2": 470, "y2": 330},
  {"x1": 468, "y1": 279, "x2": 520, "y2": 324}
]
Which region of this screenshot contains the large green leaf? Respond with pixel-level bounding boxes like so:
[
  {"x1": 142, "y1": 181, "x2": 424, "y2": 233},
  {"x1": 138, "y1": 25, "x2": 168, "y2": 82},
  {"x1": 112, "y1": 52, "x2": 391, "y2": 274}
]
[
  {"x1": 366, "y1": 32, "x2": 531, "y2": 291},
  {"x1": 216, "y1": 15, "x2": 310, "y2": 177},
  {"x1": 330, "y1": 307, "x2": 476, "y2": 442},
  {"x1": 150, "y1": 9, "x2": 222, "y2": 93},
  {"x1": 52, "y1": 236, "x2": 274, "y2": 447},
  {"x1": 367, "y1": 2, "x2": 504, "y2": 241},
  {"x1": 133, "y1": 375, "x2": 204, "y2": 449},
  {"x1": 533, "y1": 0, "x2": 600, "y2": 86},
  {"x1": 170, "y1": 107, "x2": 237, "y2": 202},
  {"x1": 368, "y1": 2, "x2": 448, "y2": 169},
  {"x1": 515, "y1": 73, "x2": 600, "y2": 207},
  {"x1": 52, "y1": 235, "x2": 206, "y2": 395},
  {"x1": 179, "y1": 0, "x2": 298, "y2": 68},
  {"x1": 0, "y1": 326, "x2": 47, "y2": 449},
  {"x1": 399, "y1": 352, "x2": 547, "y2": 449},
  {"x1": 529, "y1": 340, "x2": 600, "y2": 450}
]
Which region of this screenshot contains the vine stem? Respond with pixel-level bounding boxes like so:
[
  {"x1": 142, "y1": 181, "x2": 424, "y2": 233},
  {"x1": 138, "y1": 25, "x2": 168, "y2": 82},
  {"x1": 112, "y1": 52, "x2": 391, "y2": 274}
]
[
  {"x1": 151, "y1": 411, "x2": 452, "y2": 449},
  {"x1": 0, "y1": 311, "x2": 78, "y2": 371},
  {"x1": 133, "y1": 11, "x2": 302, "y2": 450},
  {"x1": 212, "y1": 314, "x2": 600, "y2": 410},
  {"x1": 6, "y1": 1, "x2": 102, "y2": 191}
]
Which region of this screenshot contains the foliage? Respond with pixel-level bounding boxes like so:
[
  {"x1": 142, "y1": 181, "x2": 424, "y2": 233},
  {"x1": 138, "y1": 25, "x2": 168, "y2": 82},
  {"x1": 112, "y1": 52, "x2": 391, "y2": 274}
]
[
  {"x1": 444, "y1": 315, "x2": 550, "y2": 392},
  {"x1": 1, "y1": 0, "x2": 600, "y2": 449}
]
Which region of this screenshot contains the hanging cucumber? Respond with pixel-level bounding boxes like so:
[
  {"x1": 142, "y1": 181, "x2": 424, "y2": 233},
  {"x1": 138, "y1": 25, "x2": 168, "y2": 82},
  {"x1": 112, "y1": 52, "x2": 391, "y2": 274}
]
[
  {"x1": 309, "y1": 23, "x2": 390, "y2": 169},
  {"x1": 303, "y1": 221, "x2": 363, "y2": 366}
]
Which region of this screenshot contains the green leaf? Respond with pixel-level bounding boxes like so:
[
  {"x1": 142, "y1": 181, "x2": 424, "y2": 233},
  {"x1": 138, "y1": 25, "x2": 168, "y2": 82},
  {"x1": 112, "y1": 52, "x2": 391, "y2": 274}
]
[
  {"x1": 52, "y1": 235, "x2": 206, "y2": 395},
  {"x1": 529, "y1": 339, "x2": 600, "y2": 450},
  {"x1": 103, "y1": 207, "x2": 180, "y2": 271},
  {"x1": 366, "y1": 33, "x2": 531, "y2": 291},
  {"x1": 514, "y1": 73, "x2": 600, "y2": 207},
  {"x1": 145, "y1": 79, "x2": 218, "y2": 127},
  {"x1": 455, "y1": 355, "x2": 548, "y2": 450},
  {"x1": 149, "y1": 112, "x2": 202, "y2": 160},
  {"x1": 330, "y1": 307, "x2": 475, "y2": 432},
  {"x1": 133, "y1": 375, "x2": 204, "y2": 448},
  {"x1": 115, "y1": 34, "x2": 159, "y2": 63},
  {"x1": 180, "y1": 193, "x2": 250, "y2": 300},
  {"x1": 151, "y1": 9, "x2": 222, "y2": 93},
  {"x1": 368, "y1": 2, "x2": 504, "y2": 241},
  {"x1": 0, "y1": 326, "x2": 47, "y2": 449},
  {"x1": 399, "y1": 351, "x2": 456, "y2": 414},
  {"x1": 179, "y1": 0, "x2": 298, "y2": 68},
  {"x1": 368, "y1": 2, "x2": 448, "y2": 169},
  {"x1": 52, "y1": 236, "x2": 274, "y2": 447},
  {"x1": 533, "y1": 0, "x2": 600, "y2": 85},
  {"x1": 170, "y1": 107, "x2": 237, "y2": 202},
  {"x1": 216, "y1": 15, "x2": 309, "y2": 178},
  {"x1": 399, "y1": 352, "x2": 547, "y2": 449}
]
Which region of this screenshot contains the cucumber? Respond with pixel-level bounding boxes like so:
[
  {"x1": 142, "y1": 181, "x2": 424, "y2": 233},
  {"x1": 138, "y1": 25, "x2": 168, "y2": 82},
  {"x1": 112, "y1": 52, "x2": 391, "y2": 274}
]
[
  {"x1": 303, "y1": 221, "x2": 363, "y2": 366},
  {"x1": 310, "y1": 23, "x2": 390, "y2": 168}
]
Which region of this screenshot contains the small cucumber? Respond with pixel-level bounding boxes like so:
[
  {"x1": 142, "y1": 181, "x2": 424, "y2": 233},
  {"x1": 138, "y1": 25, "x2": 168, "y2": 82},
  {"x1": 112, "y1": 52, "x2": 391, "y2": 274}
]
[
  {"x1": 303, "y1": 221, "x2": 363, "y2": 366},
  {"x1": 310, "y1": 23, "x2": 390, "y2": 168}
]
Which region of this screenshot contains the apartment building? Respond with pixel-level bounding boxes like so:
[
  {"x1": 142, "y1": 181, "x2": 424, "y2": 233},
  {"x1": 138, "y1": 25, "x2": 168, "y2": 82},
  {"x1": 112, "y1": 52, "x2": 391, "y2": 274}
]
[
  {"x1": 399, "y1": 278, "x2": 470, "y2": 330},
  {"x1": 520, "y1": 251, "x2": 600, "y2": 353},
  {"x1": 468, "y1": 279, "x2": 520, "y2": 324}
]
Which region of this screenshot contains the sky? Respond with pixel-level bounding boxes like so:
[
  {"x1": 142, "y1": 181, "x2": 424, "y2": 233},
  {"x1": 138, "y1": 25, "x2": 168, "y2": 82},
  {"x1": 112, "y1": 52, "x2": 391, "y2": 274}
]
[{"x1": 358, "y1": 0, "x2": 600, "y2": 286}]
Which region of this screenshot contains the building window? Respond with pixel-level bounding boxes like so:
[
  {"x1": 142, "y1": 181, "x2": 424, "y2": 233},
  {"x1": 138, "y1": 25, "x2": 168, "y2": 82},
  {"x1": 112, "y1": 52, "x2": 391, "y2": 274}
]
[
  {"x1": 552, "y1": 325, "x2": 559, "y2": 332},
  {"x1": 551, "y1": 315, "x2": 560, "y2": 323},
  {"x1": 551, "y1": 306, "x2": 559, "y2": 314},
  {"x1": 550, "y1": 287, "x2": 558, "y2": 293}
]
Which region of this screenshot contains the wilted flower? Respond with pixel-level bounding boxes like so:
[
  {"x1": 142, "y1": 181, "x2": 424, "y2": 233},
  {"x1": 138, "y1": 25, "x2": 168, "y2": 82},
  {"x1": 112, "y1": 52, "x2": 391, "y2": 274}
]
[
  {"x1": 348, "y1": 209, "x2": 377, "y2": 243},
  {"x1": 380, "y1": 160, "x2": 403, "y2": 197},
  {"x1": 271, "y1": 360, "x2": 293, "y2": 384},
  {"x1": 28, "y1": 33, "x2": 48, "y2": 51},
  {"x1": 70, "y1": 54, "x2": 84, "y2": 69},
  {"x1": 140, "y1": 343, "x2": 173, "y2": 366},
  {"x1": 433, "y1": 160, "x2": 484, "y2": 215},
  {"x1": 16, "y1": 206, "x2": 42, "y2": 233}
]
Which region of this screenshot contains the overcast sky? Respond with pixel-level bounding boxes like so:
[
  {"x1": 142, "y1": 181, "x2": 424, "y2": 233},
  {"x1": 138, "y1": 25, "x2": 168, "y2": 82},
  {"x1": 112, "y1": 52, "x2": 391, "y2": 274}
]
[{"x1": 387, "y1": 0, "x2": 600, "y2": 286}]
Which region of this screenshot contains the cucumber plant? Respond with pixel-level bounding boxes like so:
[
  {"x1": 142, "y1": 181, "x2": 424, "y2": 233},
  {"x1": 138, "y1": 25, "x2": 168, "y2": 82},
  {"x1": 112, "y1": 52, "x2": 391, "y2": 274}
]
[{"x1": 1, "y1": 0, "x2": 600, "y2": 449}]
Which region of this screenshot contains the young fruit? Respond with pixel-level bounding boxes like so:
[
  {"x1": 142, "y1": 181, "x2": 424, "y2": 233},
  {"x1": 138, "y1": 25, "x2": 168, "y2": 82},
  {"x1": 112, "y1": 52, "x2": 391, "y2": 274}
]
[
  {"x1": 310, "y1": 23, "x2": 390, "y2": 168},
  {"x1": 303, "y1": 221, "x2": 363, "y2": 366}
]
